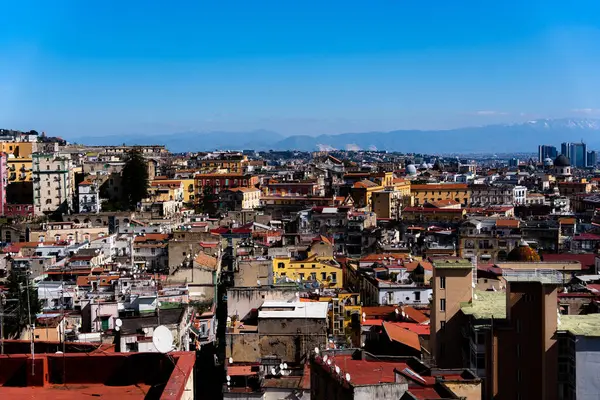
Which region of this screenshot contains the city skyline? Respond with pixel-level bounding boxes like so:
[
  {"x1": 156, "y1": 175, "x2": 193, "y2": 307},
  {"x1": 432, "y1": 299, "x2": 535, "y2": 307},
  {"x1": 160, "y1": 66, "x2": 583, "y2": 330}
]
[{"x1": 1, "y1": 1, "x2": 600, "y2": 137}]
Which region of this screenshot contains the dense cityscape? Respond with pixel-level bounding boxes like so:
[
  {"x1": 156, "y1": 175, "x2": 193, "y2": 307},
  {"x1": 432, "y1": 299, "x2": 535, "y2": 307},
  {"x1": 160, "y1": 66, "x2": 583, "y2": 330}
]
[{"x1": 0, "y1": 128, "x2": 599, "y2": 399}]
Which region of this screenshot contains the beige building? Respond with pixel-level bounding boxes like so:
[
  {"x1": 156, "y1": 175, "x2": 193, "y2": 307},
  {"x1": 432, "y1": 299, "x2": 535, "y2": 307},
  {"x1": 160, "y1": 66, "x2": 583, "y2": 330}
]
[
  {"x1": 371, "y1": 190, "x2": 404, "y2": 219},
  {"x1": 29, "y1": 221, "x2": 109, "y2": 243},
  {"x1": 32, "y1": 153, "x2": 73, "y2": 215},
  {"x1": 430, "y1": 258, "x2": 474, "y2": 368},
  {"x1": 411, "y1": 183, "x2": 471, "y2": 207}
]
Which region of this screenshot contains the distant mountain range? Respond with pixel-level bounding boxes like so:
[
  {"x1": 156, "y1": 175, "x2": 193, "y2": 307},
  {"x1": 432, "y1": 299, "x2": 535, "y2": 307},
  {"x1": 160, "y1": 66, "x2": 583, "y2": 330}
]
[{"x1": 71, "y1": 118, "x2": 600, "y2": 153}]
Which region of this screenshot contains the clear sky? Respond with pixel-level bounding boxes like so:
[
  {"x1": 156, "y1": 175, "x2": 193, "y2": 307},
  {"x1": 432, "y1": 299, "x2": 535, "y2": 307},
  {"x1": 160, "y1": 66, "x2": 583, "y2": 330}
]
[{"x1": 2, "y1": 0, "x2": 600, "y2": 138}]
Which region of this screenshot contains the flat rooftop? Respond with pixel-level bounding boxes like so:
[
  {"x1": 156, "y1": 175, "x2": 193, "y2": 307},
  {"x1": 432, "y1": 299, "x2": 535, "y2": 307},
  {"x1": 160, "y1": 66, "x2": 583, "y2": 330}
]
[
  {"x1": 0, "y1": 352, "x2": 195, "y2": 400},
  {"x1": 259, "y1": 301, "x2": 328, "y2": 319},
  {"x1": 558, "y1": 314, "x2": 600, "y2": 337},
  {"x1": 460, "y1": 290, "x2": 507, "y2": 320},
  {"x1": 502, "y1": 269, "x2": 563, "y2": 284},
  {"x1": 432, "y1": 258, "x2": 473, "y2": 269}
]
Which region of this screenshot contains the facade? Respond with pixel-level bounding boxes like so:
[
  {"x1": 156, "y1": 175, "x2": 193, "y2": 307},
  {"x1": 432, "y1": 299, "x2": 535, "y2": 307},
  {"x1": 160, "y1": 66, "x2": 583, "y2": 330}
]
[
  {"x1": 32, "y1": 153, "x2": 72, "y2": 215},
  {"x1": 194, "y1": 173, "x2": 258, "y2": 198},
  {"x1": 470, "y1": 184, "x2": 513, "y2": 206},
  {"x1": 371, "y1": 190, "x2": 404, "y2": 219},
  {"x1": 512, "y1": 185, "x2": 527, "y2": 205},
  {"x1": 410, "y1": 183, "x2": 470, "y2": 207},
  {"x1": 430, "y1": 258, "x2": 474, "y2": 368},
  {"x1": 459, "y1": 218, "x2": 521, "y2": 262},
  {"x1": 218, "y1": 187, "x2": 261, "y2": 211},
  {"x1": 78, "y1": 179, "x2": 101, "y2": 213}
]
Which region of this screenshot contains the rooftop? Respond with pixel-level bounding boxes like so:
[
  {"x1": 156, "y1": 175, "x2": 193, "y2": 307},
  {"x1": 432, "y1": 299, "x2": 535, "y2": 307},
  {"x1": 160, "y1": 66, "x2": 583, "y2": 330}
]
[
  {"x1": 558, "y1": 314, "x2": 600, "y2": 337},
  {"x1": 432, "y1": 258, "x2": 473, "y2": 269},
  {"x1": 258, "y1": 301, "x2": 328, "y2": 319},
  {"x1": 460, "y1": 290, "x2": 507, "y2": 320},
  {"x1": 502, "y1": 269, "x2": 563, "y2": 284}
]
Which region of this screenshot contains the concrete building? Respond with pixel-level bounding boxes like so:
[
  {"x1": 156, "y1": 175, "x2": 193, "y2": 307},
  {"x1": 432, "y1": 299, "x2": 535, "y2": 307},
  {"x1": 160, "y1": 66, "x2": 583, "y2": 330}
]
[
  {"x1": 78, "y1": 179, "x2": 101, "y2": 213},
  {"x1": 430, "y1": 258, "x2": 474, "y2": 368},
  {"x1": 310, "y1": 350, "x2": 481, "y2": 400},
  {"x1": 32, "y1": 153, "x2": 73, "y2": 215},
  {"x1": 218, "y1": 187, "x2": 261, "y2": 211},
  {"x1": 410, "y1": 183, "x2": 470, "y2": 207},
  {"x1": 372, "y1": 190, "x2": 404, "y2": 219}
]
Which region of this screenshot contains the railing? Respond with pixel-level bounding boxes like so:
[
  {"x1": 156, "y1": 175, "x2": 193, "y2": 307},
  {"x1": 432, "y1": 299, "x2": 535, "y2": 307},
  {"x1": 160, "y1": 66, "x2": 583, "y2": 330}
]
[{"x1": 502, "y1": 269, "x2": 563, "y2": 284}]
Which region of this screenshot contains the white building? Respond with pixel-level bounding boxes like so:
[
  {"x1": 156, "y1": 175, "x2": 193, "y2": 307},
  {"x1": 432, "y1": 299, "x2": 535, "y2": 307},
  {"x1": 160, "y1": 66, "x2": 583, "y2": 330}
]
[
  {"x1": 512, "y1": 185, "x2": 528, "y2": 205},
  {"x1": 33, "y1": 153, "x2": 73, "y2": 215},
  {"x1": 78, "y1": 179, "x2": 101, "y2": 213}
]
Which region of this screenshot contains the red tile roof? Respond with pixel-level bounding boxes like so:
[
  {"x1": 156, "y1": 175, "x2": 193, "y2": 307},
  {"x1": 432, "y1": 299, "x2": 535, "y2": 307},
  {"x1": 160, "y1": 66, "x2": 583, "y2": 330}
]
[
  {"x1": 401, "y1": 306, "x2": 430, "y2": 324},
  {"x1": 382, "y1": 321, "x2": 421, "y2": 351}
]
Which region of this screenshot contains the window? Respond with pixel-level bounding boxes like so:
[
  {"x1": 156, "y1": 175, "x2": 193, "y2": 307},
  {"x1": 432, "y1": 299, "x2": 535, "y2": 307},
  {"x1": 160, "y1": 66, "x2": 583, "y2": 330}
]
[
  {"x1": 312, "y1": 264, "x2": 316, "y2": 268},
  {"x1": 440, "y1": 320, "x2": 446, "y2": 330},
  {"x1": 331, "y1": 272, "x2": 337, "y2": 282},
  {"x1": 310, "y1": 272, "x2": 316, "y2": 280},
  {"x1": 299, "y1": 273, "x2": 305, "y2": 280},
  {"x1": 278, "y1": 262, "x2": 285, "y2": 269},
  {"x1": 440, "y1": 276, "x2": 446, "y2": 289},
  {"x1": 414, "y1": 291, "x2": 421, "y2": 301},
  {"x1": 321, "y1": 272, "x2": 326, "y2": 280},
  {"x1": 440, "y1": 298, "x2": 446, "y2": 311},
  {"x1": 151, "y1": 248, "x2": 156, "y2": 255},
  {"x1": 300, "y1": 264, "x2": 304, "y2": 268}
]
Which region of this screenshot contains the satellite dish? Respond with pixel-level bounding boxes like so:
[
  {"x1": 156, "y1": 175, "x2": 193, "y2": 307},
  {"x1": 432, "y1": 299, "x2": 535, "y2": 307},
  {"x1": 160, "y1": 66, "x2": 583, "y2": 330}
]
[
  {"x1": 345, "y1": 373, "x2": 351, "y2": 382},
  {"x1": 314, "y1": 347, "x2": 319, "y2": 354},
  {"x1": 395, "y1": 308, "x2": 399, "y2": 315},
  {"x1": 327, "y1": 359, "x2": 332, "y2": 366},
  {"x1": 229, "y1": 357, "x2": 233, "y2": 364},
  {"x1": 152, "y1": 325, "x2": 174, "y2": 353},
  {"x1": 279, "y1": 363, "x2": 284, "y2": 370},
  {"x1": 226, "y1": 375, "x2": 231, "y2": 382},
  {"x1": 323, "y1": 355, "x2": 328, "y2": 362},
  {"x1": 271, "y1": 367, "x2": 277, "y2": 375},
  {"x1": 115, "y1": 326, "x2": 120, "y2": 332},
  {"x1": 257, "y1": 279, "x2": 261, "y2": 286},
  {"x1": 283, "y1": 363, "x2": 288, "y2": 369},
  {"x1": 115, "y1": 318, "x2": 123, "y2": 327},
  {"x1": 335, "y1": 366, "x2": 340, "y2": 374}
]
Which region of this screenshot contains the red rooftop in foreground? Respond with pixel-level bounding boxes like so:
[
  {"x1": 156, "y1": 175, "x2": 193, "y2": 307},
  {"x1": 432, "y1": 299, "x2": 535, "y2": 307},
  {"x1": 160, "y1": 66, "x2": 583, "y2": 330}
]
[{"x1": 0, "y1": 351, "x2": 195, "y2": 399}]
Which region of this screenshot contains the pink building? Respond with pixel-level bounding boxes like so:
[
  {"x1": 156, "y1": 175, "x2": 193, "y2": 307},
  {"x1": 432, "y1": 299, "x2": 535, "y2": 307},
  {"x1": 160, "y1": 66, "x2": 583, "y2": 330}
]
[{"x1": 4, "y1": 204, "x2": 34, "y2": 218}]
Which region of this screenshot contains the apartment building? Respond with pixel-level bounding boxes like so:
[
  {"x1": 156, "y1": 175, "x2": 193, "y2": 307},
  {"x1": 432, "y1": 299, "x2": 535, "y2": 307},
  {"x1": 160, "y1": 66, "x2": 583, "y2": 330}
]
[
  {"x1": 411, "y1": 183, "x2": 470, "y2": 206},
  {"x1": 32, "y1": 153, "x2": 73, "y2": 215}
]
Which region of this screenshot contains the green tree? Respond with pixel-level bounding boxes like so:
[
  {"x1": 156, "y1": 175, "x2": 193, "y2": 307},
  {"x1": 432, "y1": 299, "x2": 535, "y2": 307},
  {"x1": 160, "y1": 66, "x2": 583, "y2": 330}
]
[
  {"x1": 2, "y1": 269, "x2": 41, "y2": 339},
  {"x1": 121, "y1": 150, "x2": 150, "y2": 210},
  {"x1": 198, "y1": 185, "x2": 218, "y2": 216}
]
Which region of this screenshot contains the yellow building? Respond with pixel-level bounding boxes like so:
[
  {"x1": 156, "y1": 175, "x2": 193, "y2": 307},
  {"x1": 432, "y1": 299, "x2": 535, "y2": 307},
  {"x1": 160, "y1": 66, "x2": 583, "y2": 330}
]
[
  {"x1": 147, "y1": 180, "x2": 184, "y2": 202},
  {"x1": 410, "y1": 183, "x2": 470, "y2": 207},
  {"x1": 1, "y1": 142, "x2": 34, "y2": 158},
  {"x1": 273, "y1": 239, "x2": 342, "y2": 288},
  {"x1": 350, "y1": 180, "x2": 383, "y2": 209},
  {"x1": 7, "y1": 156, "x2": 32, "y2": 182},
  {"x1": 180, "y1": 178, "x2": 195, "y2": 203}
]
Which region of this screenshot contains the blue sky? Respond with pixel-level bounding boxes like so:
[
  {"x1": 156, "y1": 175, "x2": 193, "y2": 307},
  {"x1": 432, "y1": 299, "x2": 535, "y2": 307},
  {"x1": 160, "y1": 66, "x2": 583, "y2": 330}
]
[{"x1": 2, "y1": 0, "x2": 600, "y2": 138}]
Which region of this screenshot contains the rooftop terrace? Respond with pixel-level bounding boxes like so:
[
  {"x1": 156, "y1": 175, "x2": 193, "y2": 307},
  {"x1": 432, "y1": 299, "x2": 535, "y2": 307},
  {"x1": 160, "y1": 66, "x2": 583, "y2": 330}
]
[{"x1": 460, "y1": 290, "x2": 507, "y2": 320}]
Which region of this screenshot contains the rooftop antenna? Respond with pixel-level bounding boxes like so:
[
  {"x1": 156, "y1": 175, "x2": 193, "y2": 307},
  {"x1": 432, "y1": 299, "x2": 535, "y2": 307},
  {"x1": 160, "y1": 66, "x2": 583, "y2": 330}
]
[{"x1": 152, "y1": 325, "x2": 174, "y2": 353}]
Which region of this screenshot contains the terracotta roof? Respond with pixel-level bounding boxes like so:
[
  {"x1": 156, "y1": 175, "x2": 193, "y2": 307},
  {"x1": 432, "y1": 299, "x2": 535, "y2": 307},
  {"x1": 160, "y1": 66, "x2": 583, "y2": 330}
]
[
  {"x1": 227, "y1": 365, "x2": 258, "y2": 376},
  {"x1": 411, "y1": 184, "x2": 468, "y2": 190},
  {"x1": 559, "y1": 217, "x2": 576, "y2": 225},
  {"x1": 382, "y1": 321, "x2": 421, "y2": 351},
  {"x1": 495, "y1": 219, "x2": 519, "y2": 228},
  {"x1": 79, "y1": 180, "x2": 93, "y2": 186},
  {"x1": 194, "y1": 252, "x2": 218, "y2": 269},
  {"x1": 401, "y1": 306, "x2": 430, "y2": 324},
  {"x1": 134, "y1": 233, "x2": 169, "y2": 243},
  {"x1": 390, "y1": 321, "x2": 430, "y2": 336},
  {"x1": 403, "y1": 207, "x2": 464, "y2": 213},
  {"x1": 353, "y1": 179, "x2": 379, "y2": 189},
  {"x1": 361, "y1": 319, "x2": 383, "y2": 326}
]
